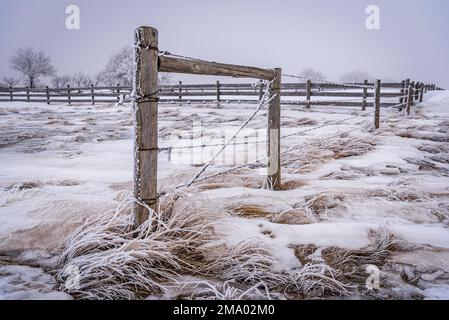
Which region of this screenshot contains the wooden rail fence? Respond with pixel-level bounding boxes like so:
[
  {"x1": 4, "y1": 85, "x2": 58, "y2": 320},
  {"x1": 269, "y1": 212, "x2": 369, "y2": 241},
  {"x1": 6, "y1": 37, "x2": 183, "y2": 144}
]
[{"x1": 0, "y1": 81, "x2": 442, "y2": 107}]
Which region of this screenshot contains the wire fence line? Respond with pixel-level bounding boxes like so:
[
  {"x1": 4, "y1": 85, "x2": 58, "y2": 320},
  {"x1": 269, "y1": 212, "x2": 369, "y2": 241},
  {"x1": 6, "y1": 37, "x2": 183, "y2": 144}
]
[
  {"x1": 185, "y1": 83, "x2": 275, "y2": 187},
  {"x1": 164, "y1": 116, "x2": 378, "y2": 192},
  {"x1": 281, "y1": 73, "x2": 375, "y2": 89},
  {"x1": 159, "y1": 108, "x2": 376, "y2": 153},
  {"x1": 163, "y1": 105, "x2": 386, "y2": 192}
]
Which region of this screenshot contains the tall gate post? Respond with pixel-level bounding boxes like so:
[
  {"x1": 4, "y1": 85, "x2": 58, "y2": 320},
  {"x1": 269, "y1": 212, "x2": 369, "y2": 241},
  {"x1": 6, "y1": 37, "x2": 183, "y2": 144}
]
[
  {"x1": 267, "y1": 68, "x2": 282, "y2": 190},
  {"x1": 133, "y1": 26, "x2": 159, "y2": 228}
]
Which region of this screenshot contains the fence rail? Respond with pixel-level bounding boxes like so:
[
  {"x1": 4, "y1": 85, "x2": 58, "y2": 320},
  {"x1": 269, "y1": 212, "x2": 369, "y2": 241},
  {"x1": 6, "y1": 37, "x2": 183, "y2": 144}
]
[{"x1": 0, "y1": 81, "x2": 442, "y2": 107}]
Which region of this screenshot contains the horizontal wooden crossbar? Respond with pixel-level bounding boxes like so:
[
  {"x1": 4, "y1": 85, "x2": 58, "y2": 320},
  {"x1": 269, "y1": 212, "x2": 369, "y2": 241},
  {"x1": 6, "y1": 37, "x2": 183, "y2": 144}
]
[{"x1": 158, "y1": 56, "x2": 276, "y2": 80}]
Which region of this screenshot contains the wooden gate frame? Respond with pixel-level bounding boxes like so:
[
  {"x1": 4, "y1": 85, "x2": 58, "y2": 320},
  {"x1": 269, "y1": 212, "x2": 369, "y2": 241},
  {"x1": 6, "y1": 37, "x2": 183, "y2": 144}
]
[{"x1": 133, "y1": 26, "x2": 281, "y2": 226}]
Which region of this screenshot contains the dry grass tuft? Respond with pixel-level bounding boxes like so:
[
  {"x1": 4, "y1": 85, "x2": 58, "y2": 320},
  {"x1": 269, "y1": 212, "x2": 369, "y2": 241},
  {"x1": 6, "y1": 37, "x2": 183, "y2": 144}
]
[
  {"x1": 429, "y1": 154, "x2": 449, "y2": 165},
  {"x1": 398, "y1": 130, "x2": 449, "y2": 142},
  {"x1": 367, "y1": 179, "x2": 426, "y2": 202},
  {"x1": 270, "y1": 193, "x2": 344, "y2": 224},
  {"x1": 281, "y1": 117, "x2": 318, "y2": 128},
  {"x1": 56, "y1": 191, "x2": 223, "y2": 299},
  {"x1": 279, "y1": 179, "x2": 307, "y2": 191},
  {"x1": 56, "y1": 191, "x2": 356, "y2": 300},
  {"x1": 182, "y1": 280, "x2": 279, "y2": 300},
  {"x1": 271, "y1": 209, "x2": 317, "y2": 225},
  {"x1": 320, "y1": 171, "x2": 362, "y2": 181},
  {"x1": 283, "y1": 134, "x2": 375, "y2": 173},
  {"x1": 303, "y1": 193, "x2": 345, "y2": 216},
  {"x1": 227, "y1": 204, "x2": 275, "y2": 218},
  {"x1": 195, "y1": 173, "x2": 265, "y2": 191},
  {"x1": 292, "y1": 227, "x2": 402, "y2": 294},
  {"x1": 418, "y1": 144, "x2": 449, "y2": 155},
  {"x1": 432, "y1": 203, "x2": 449, "y2": 225},
  {"x1": 273, "y1": 263, "x2": 352, "y2": 298}
]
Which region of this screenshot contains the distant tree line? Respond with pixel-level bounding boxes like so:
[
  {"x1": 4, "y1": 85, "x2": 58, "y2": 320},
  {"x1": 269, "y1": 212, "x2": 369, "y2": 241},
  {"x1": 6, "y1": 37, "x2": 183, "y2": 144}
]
[
  {"x1": 1, "y1": 46, "x2": 173, "y2": 88},
  {"x1": 1, "y1": 47, "x2": 392, "y2": 88}
]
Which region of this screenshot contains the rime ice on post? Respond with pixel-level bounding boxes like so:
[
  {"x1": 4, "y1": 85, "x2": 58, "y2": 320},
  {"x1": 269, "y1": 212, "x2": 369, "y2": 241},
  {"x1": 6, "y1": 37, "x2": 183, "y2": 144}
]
[
  {"x1": 133, "y1": 26, "x2": 159, "y2": 228},
  {"x1": 267, "y1": 68, "x2": 282, "y2": 190}
]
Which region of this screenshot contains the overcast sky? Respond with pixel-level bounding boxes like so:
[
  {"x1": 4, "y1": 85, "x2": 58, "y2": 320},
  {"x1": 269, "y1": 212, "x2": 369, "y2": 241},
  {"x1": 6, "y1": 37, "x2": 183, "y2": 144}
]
[{"x1": 0, "y1": 0, "x2": 448, "y2": 86}]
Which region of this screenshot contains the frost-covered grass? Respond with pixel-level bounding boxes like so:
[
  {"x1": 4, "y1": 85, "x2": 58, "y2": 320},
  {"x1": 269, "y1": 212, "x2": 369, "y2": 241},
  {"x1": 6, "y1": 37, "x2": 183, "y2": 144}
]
[{"x1": 1, "y1": 92, "x2": 449, "y2": 299}]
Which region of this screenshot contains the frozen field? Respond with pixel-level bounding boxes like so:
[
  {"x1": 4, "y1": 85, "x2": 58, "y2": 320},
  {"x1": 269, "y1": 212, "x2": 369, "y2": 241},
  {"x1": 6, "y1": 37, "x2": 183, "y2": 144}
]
[{"x1": 1, "y1": 91, "x2": 449, "y2": 300}]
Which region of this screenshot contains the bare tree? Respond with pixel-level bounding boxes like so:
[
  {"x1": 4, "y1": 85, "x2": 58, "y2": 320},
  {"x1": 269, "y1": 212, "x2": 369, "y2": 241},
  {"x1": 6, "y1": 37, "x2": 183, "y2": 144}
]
[
  {"x1": 97, "y1": 46, "x2": 133, "y2": 86},
  {"x1": 97, "y1": 47, "x2": 175, "y2": 86},
  {"x1": 340, "y1": 71, "x2": 374, "y2": 84},
  {"x1": 51, "y1": 75, "x2": 72, "y2": 88},
  {"x1": 0, "y1": 76, "x2": 21, "y2": 87},
  {"x1": 9, "y1": 47, "x2": 56, "y2": 88},
  {"x1": 300, "y1": 68, "x2": 326, "y2": 81},
  {"x1": 71, "y1": 71, "x2": 92, "y2": 87}
]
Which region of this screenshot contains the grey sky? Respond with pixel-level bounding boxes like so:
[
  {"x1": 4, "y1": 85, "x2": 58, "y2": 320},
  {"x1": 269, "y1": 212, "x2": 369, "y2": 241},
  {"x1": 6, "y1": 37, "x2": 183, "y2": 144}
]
[{"x1": 0, "y1": 0, "x2": 448, "y2": 87}]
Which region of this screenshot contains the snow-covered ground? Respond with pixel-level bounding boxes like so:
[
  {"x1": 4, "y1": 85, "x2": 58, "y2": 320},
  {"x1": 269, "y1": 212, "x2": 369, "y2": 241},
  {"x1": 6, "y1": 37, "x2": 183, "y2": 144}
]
[{"x1": 0, "y1": 91, "x2": 448, "y2": 300}]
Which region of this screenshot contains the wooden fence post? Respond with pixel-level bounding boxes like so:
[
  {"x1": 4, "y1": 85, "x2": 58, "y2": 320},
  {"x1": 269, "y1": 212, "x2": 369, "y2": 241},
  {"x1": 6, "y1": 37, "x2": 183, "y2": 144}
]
[
  {"x1": 67, "y1": 85, "x2": 71, "y2": 105},
  {"x1": 133, "y1": 26, "x2": 159, "y2": 228},
  {"x1": 258, "y1": 81, "x2": 264, "y2": 101},
  {"x1": 46, "y1": 86, "x2": 50, "y2": 104},
  {"x1": 306, "y1": 80, "x2": 312, "y2": 109},
  {"x1": 267, "y1": 68, "x2": 281, "y2": 190},
  {"x1": 362, "y1": 79, "x2": 368, "y2": 111},
  {"x1": 374, "y1": 79, "x2": 381, "y2": 129},
  {"x1": 419, "y1": 83, "x2": 424, "y2": 103},
  {"x1": 178, "y1": 81, "x2": 182, "y2": 104},
  {"x1": 9, "y1": 85, "x2": 13, "y2": 101},
  {"x1": 26, "y1": 86, "x2": 30, "y2": 101},
  {"x1": 414, "y1": 82, "x2": 419, "y2": 101},
  {"x1": 410, "y1": 82, "x2": 415, "y2": 106},
  {"x1": 91, "y1": 84, "x2": 95, "y2": 105},
  {"x1": 406, "y1": 84, "x2": 413, "y2": 116},
  {"x1": 216, "y1": 80, "x2": 220, "y2": 106},
  {"x1": 398, "y1": 80, "x2": 405, "y2": 111},
  {"x1": 404, "y1": 79, "x2": 410, "y2": 110}
]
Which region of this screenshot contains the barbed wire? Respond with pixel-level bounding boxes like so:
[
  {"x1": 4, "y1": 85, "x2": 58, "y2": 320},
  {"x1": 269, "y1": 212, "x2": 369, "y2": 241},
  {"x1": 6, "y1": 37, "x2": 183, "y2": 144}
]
[
  {"x1": 281, "y1": 73, "x2": 375, "y2": 89},
  {"x1": 280, "y1": 110, "x2": 375, "y2": 139},
  {"x1": 184, "y1": 80, "x2": 275, "y2": 187},
  {"x1": 164, "y1": 106, "x2": 381, "y2": 192},
  {"x1": 158, "y1": 107, "x2": 375, "y2": 152},
  {"x1": 288, "y1": 98, "x2": 370, "y2": 104},
  {"x1": 165, "y1": 116, "x2": 374, "y2": 191}
]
